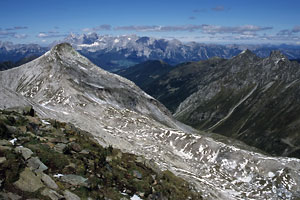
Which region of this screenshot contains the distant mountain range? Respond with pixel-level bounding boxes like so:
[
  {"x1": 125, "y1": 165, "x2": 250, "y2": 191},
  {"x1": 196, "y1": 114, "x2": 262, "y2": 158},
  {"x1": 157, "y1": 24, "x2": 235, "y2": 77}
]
[
  {"x1": 0, "y1": 41, "x2": 47, "y2": 62},
  {"x1": 1, "y1": 33, "x2": 300, "y2": 71},
  {"x1": 118, "y1": 50, "x2": 300, "y2": 159},
  {"x1": 0, "y1": 55, "x2": 39, "y2": 71}
]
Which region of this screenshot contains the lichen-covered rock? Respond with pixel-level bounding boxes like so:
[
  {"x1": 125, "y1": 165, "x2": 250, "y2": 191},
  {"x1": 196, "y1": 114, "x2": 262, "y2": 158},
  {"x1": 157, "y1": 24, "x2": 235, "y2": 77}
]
[
  {"x1": 39, "y1": 172, "x2": 58, "y2": 190},
  {"x1": 41, "y1": 188, "x2": 63, "y2": 200},
  {"x1": 0, "y1": 157, "x2": 6, "y2": 164},
  {"x1": 27, "y1": 157, "x2": 48, "y2": 172},
  {"x1": 0, "y1": 192, "x2": 22, "y2": 200},
  {"x1": 13, "y1": 168, "x2": 44, "y2": 192},
  {"x1": 0, "y1": 106, "x2": 202, "y2": 200},
  {"x1": 5, "y1": 106, "x2": 34, "y2": 117},
  {"x1": 15, "y1": 146, "x2": 33, "y2": 160},
  {"x1": 60, "y1": 174, "x2": 88, "y2": 187},
  {"x1": 63, "y1": 190, "x2": 80, "y2": 200}
]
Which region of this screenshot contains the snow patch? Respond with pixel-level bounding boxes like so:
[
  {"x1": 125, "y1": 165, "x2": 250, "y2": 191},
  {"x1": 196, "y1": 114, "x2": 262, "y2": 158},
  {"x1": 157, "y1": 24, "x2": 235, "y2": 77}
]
[
  {"x1": 268, "y1": 172, "x2": 275, "y2": 178},
  {"x1": 41, "y1": 119, "x2": 51, "y2": 125},
  {"x1": 53, "y1": 174, "x2": 64, "y2": 178},
  {"x1": 9, "y1": 138, "x2": 17, "y2": 145},
  {"x1": 78, "y1": 42, "x2": 100, "y2": 48},
  {"x1": 131, "y1": 195, "x2": 142, "y2": 200}
]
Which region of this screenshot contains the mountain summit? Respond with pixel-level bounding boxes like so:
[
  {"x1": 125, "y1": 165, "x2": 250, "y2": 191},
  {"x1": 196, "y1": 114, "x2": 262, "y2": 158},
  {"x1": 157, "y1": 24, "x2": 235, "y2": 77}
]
[{"x1": 0, "y1": 44, "x2": 300, "y2": 199}]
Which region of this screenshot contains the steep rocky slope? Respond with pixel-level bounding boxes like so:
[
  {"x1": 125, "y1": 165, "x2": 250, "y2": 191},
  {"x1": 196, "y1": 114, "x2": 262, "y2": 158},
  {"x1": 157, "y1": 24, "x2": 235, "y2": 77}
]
[
  {"x1": 174, "y1": 50, "x2": 300, "y2": 158},
  {"x1": 140, "y1": 57, "x2": 227, "y2": 112},
  {"x1": 0, "y1": 107, "x2": 201, "y2": 199},
  {"x1": 121, "y1": 50, "x2": 300, "y2": 158},
  {"x1": 116, "y1": 60, "x2": 173, "y2": 92},
  {"x1": 0, "y1": 44, "x2": 300, "y2": 199}
]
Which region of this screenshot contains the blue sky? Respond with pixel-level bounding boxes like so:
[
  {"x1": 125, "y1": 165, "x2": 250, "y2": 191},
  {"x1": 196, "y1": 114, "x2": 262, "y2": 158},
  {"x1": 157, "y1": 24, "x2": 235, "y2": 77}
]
[{"x1": 0, "y1": 0, "x2": 300, "y2": 45}]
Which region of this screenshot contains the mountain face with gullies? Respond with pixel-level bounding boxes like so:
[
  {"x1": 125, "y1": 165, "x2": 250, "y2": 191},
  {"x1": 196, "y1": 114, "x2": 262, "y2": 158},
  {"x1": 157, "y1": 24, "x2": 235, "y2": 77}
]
[
  {"x1": 125, "y1": 49, "x2": 300, "y2": 159},
  {"x1": 116, "y1": 60, "x2": 174, "y2": 92},
  {"x1": 1, "y1": 43, "x2": 300, "y2": 199}
]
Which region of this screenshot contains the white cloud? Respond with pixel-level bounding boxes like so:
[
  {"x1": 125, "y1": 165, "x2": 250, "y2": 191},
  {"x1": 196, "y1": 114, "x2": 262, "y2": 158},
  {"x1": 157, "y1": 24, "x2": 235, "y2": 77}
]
[
  {"x1": 201, "y1": 25, "x2": 272, "y2": 35},
  {"x1": 37, "y1": 33, "x2": 48, "y2": 38},
  {"x1": 37, "y1": 31, "x2": 67, "y2": 38},
  {"x1": 82, "y1": 24, "x2": 111, "y2": 32},
  {"x1": 13, "y1": 33, "x2": 28, "y2": 39},
  {"x1": 211, "y1": 6, "x2": 225, "y2": 11},
  {"x1": 113, "y1": 24, "x2": 272, "y2": 35}
]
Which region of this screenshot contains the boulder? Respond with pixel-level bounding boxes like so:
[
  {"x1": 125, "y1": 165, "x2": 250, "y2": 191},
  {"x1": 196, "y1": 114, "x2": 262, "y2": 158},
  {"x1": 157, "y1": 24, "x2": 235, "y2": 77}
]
[
  {"x1": 15, "y1": 146, "x2": 33, "y2": 160},
  {"x1": 0, "y1": 192, "x2": 22, "y2": 200},
  {"x1": 0, "y1": 157, "x2": 6, "y2": 164},
  {"x1": 27, "y1": 157, "x2": 48, "y2": 172},
  {"x1": 63, "y1": 190, "x2": 81, "y2": 200},
  {"x1": 79, "y1": 149, "x2": 89, "y2": 155},
  {"x1": 69, "y1": 142, "x2": 81, "y2": 152},
  {"x1": 14, "y1": 168, "x2": 44, "y2": 192},
  {"x1": 41, "y1": 188, "x2": 63, "y2": 200},
  {"x1": 0, "y1": 139, "x2": 10, "y2": 146},
  {"x1": 60, "y1": 174, "x2": 88, "y2": 187},
  {"x1": 54, "y1": 143, "x2": 67, "y2": 153},
  {"x1": 39, "y1": 172, "x2": 58, "y2": 190},
  {"x1": 0, "y1": 145, "x2": 12, "y2": 151},
  {"x1": 5, "y1": 106, "x2": 34, "y2": 116}
]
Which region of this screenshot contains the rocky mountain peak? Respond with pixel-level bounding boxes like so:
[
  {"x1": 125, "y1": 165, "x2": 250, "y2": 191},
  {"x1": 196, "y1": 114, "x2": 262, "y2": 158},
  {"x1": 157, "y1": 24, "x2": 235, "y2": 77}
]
[
  {"x1": 236, "y1": 49, "x2": 259, "y2": 60},
  {"x1": 50, "y1": 43, "x2": 75, "y2": 56},
  {"x1": 264, "y1": 50, "x2": 290, "y2": 66},
  {"x1": 269, "y1": 50, "x2": 288, "y2": 61},
  {"x1": 270, "y1": 50, "x2": 286, "y2": 58}
]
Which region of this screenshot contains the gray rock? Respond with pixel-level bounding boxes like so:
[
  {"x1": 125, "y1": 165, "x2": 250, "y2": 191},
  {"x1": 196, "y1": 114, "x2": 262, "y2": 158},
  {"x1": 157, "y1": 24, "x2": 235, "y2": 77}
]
[
  {"x1": 27, "y1": 157, "x2": 48, "y2": 172},
  {"x1": 15, "y1": 146, "x2": 33, "y2": 160},
  {"x1": 14, "y1": 167, "x2": 44, "y2": 192},
  {"x1": 26, "y1": 199, "x2": 41, "y2": 200},
  {"x1": 54, "y1": 143, "x2": 67, "y2": 153},
  {"x1": 69, "y1": 142, "x2": 81, "y2": 152},
  {"x1": 5, "y1": 106, "x2": 34, "y2": 116},
  {"x1": 79, "y1": 149, "x2": 89, "y2": 155},
  {"x1": 41, "y1": 188, "x2": 63, "y2": 200},
  {"x1": 60, "y1": 174, "x2": 88, "y2": 187},
  {"x1": 39, "y1": 172, "x2": 58, "y2": 190},
  {"x1": 0, "y1": 145, "x2": 11, "y2": 151},
  {"x1": 63, "y1": 190, "x2": 81, "y2": 200},
  {"x1": 0, "y1": 192, "x2": 22, "y2": 200},
  {"x1": 0, "y1": 157, "x2": 6, "y2": 164},
  {"x1": 0, "y1": 139, "x2": 10, "y2": 146}
]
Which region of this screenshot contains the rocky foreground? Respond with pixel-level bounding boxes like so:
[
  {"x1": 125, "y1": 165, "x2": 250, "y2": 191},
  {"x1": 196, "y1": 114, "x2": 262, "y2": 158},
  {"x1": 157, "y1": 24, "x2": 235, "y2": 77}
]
[{"x1": 0, "y1": 106, "x2": 202, "y2": 200}]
